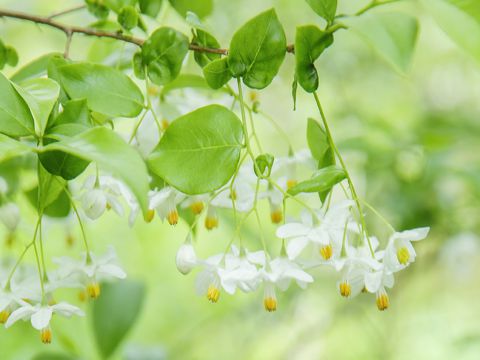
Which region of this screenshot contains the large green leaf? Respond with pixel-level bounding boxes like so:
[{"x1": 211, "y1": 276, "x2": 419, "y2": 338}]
[
  {"x1": 228, "y1": 9, "x2": 286, "y2": 89},
  {"x1": 305, "y1": 0, "x2": 337, "y2": 23},
  {"x1": 51, "y1": 62, "x2": 144, "y2": 117},
  {"x1": 13, "y1": 78, "x2": 60, "y2": 137},
  {"x1": 139, "y1": 0, "x2": 163, "y2": 17},
  {"x1": 10, "y1": 53, "x2": 62, "y2": 83},
  {"x1": 92, "y1": 281, "x2": 145, "y2": 359},
  {"x1": 40, "y1": 127, "x2": 150, "y2": 215},
  {"x1": 422, "y1": 0, "x2": 480, "y2": 62},
  {"x1": 0, "y1": 133, "x2": 33, "y2": 162},
  {"x1": 295, "y1": 25, "x2": 334, "y2": 92},
  {"x1": 141, "y1": 27, "x2": 189, "y2": 85},
  {"x1": 0, "y1": 73, "x2": 35, "y2": 137},
  {"x1": 288, "y1": 165, "x2": 345, "y2": 196},
  {"x1": 203, "y1": 57, "x2": 232, "y2": 89},
  {"x1": 168, "y1": 0, "x2": 213, "y2": 18},
  {"x1": 348, "y1": 12, "x2": 419, "y2": 72},
  {"x1": 148, "y1": 104, "x2": 244, "y2": 194}
]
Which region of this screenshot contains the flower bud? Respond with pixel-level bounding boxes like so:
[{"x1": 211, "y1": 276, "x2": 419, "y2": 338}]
[
  {"x1": 81, "y1": 189, "x2": 107, "y2": 220},
  {"x1": 176, "y1": 242, "x2": 197, "y2": 275}
]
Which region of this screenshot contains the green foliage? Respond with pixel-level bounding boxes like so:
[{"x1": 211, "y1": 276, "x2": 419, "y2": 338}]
[
  {"x1": 295, "y1": 25, "x2": 334, "y2": 92},
  {"x1": 49, "y1": 60, "x2": 144, "y2": 117},
  {"x1": 0, "y1": 72, "x2": 35, "y2": 137},
  {"x1": 348, "y1": 12, "x2": 419, "y2": 72},
  {"x1": 139, "y1": 0, "x2": 163, "y2": 17},
  {"x1": 104, "y1": 0, "x2": 137, "y2": 13},
  {"x1": 140, "y1": 27, "x2": 189, "y2": 85},
  {"x1": 0, "y1": 133, "x2": 32, "y2": 162},
  {"x1": 307, "y1": 118, "x2": 334, "y2": 168},
  {"x1": 0, "y1": 39, "x2": 18, "y2": 69},
  {"x1": 192, "y1": 29, "x2": 221, "y2": 68},
  {"x1": 168, "y1": 0, "x2": 213, "y2": 19},
  {"x1": 203, "y1": 57, "x2": 231, "y2": 89},
  {"x1": 228, "y1": 9, "x2": 286, "y2": 89},
  {"x1": 86, "y1": 0, "x2": 110, "y2": 19},
  {"x1": 288, "y1": 165, "x2": 345, "y2": 196},
  {"x1": 92, "y1": 281, "x2": 146, "y2": 359},
  {"x1": 40, "y1": 127, "x2": 150, "y2": 215},
  {"x1": 118, "y1": 5, "x2": 139, "y2": 30},
  {"x1": 148, "y1": 105, "x2": 244, "y2": 194},
  {"x1": 254, "y1": 153, "x2": 274, "y2": 177},
  {"x1": 305, "y1": 0, "x2": 337, "y2": 24},
  {"x1": 10, "y1": 53, "x2": 62, "y2": 83}
]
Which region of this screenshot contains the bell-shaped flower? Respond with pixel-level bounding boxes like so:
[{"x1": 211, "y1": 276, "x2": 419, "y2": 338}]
[
  {"x1": 270, "y1": 149, "x2": 315, "y2": 190},
  {"x1": 149, "y1": 187, "x2": 185, "y2": 225},
  {"x1": 211, "y1": 168, "x2": 256, "y2": 213},
  {"x1": 384, "y1": 227, "x2": 429, "y2": 271},
  {"x1": 180, "y1": 194, "x2": 209, "y2": 215},
  {"x1": 80, "y1": 175, "x2": 125, "y2": 220},
  {"x1": 176, "y1": 237, "x2": 198, "y2": 275}
]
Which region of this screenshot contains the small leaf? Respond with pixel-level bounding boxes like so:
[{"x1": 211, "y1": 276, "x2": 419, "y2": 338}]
[
  {"x1": 139, "y1": 0, "x2": 163, "y2": 17},
  {"x1": 193, "y1": 30, "x2": 221, "y2": 68},
  {"x1": 203, "y1": 57, "x2": 232, "y2": 89},
  {"x1": 5, "y1": 46, "x2": 18, "y2": 67},
  {"x1": 288, "y1": 165, "x2": 345, "y2": 196},
  {"x1": 141, "y1": 27, "x2": 189, "y2": 85},
  {"x1": 50, "y1": 61, "x2": 144, "y2": 117},
  {"x1": 307, "y1": 118, "x2": 335, "y2": 168},
  {"x1": 86, "y1": 0, "x2": 110, "y2": 19},
  {"x1": 148, "y1": 105, "x2": 244, "y2": 194},
  {"x1": 92, "y1": 281, "x2": 145, "y2": 359},
  {"x1": 10, "y1": 53, "x2": 62, "y2": 83},
  {"x1": 295, "y1": 25, "x2": 334, "y2": 93},
  {"x1": 118, "y1": 5, "x2": 139, "y2": 30},
  {"x1": 254, "y1": 153, "x2": 274, "y2": 177},
  {"x1": 292, "y1": 75, "x2": 298, "y2": 110},
  {"x1": 348, "y1": 12, "x2": 419, "y2": 73},
  {"x1": 40, "y1": 127, "x2": 150, "y2": 215},
  {"x1": 228, "y1": 9, "x2": 287, "y2": 89},
  {"x1": 168, "y1": 0, "x2": 213, "y2": 19},
  {"x1": 0, "y1": 73, "x2": 35, "y2": 137},
  {"x1": 0, "y1": 133, "x2": 32, "y2": 162},
  {"x1": 305, "y1": 0, "x2": 337, "y2": 23}
]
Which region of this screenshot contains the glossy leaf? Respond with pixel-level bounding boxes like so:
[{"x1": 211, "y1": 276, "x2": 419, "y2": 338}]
[
  {"x1": 41, "y1": 127, "x2": 150, "y2": 215},
  {"x1": 0, "y1": 133, "x2": 32, "y2": 162},
  {"x1": 295, "y1": 25, "x2": 333, "y2": 93},
  {"x1": 203, "y1": 57, "x2": 232, "y2": 89},
  {"x1": 10, "y1": 53, "x2": 62, "y2": 83},
  {"x1": 228, "y1": 9, "x2": 286, "y2": 89},
  {"x1": 0, "y1": 73, "x2": 36, "y2": 137},
  {"x1": 254, "y1": 153, "x2": 274, "y2": 177},
  {"x1": 168, "y1": 0, "x2": 213, "y2": 19},
  {"x1": 193, "y1": 30, "x2": 221, "y2": 68},
  {"x1": 307, "y1": 118, "x2": 335, "y2": 168},
  {"x1": 141, "y1": 27, "x2": 189, "y2": 85},
  {"x1": 139, "y1": 0, "x2": 163, "y2": 17},
  {"x1": 118, "y1": 5, "x2": 139, "y2": 30},
  {"x1": 148, "y1": 105, "x2": 244, "y2": 194},
  {"x1": 305, "y1": 0, "x2": 337, "y2": 23},
  {"x1": 104, "y1": 0, "x2": 136, "y2": 12},
  {"x1": 92, "y1": 281, "x2": 145, "y2": 359},
  {"x1": 51, "y1": 61, "x2": 144, "y2": 117},
  {"x1": 348, "y1": 12, "x2": 419, "y2": 73},
  {"x1": 288, "y1": 165, "x2": 345, "y2": 196}
]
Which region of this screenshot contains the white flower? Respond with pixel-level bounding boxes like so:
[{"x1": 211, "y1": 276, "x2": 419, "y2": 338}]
[
  {"x1": 176, "y1": 238, "x2": 198, "y2": 275},
  {"x1": 0, "y1": 202, "x2": 20, "y2": 232},
  {"x1": 149, "y1": 187, "x2": 185, "y2": 225},
  {"x1": 384, "y1": 227, "x2": 430, "y2": 271},
  {"x1": 270, "y1": 150, "x2": 315, "y2": 189},
  {"x1": 180, "y1": 194, "x2": 209, "y2": 215},
  {"x1": 5, "y1": 302, "x2": 83, "y2": 343},
  {"x1": 211, "y1": 170, "x2": 256, "y2": 212},
  {"x1": 0, "y1": 285, "x2": 26, "y2": 324},
  {"x1": 80, "y1": 175, "x2": 125, "y2": 220}
]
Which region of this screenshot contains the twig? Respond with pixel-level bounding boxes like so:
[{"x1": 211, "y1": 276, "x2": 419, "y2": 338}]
[{"x1": 48, "y1": 4, "x2": 86, "y2": 19}]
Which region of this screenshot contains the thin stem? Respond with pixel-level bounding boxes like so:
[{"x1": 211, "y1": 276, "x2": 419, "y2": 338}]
[
  {"x1": 360, "y1": 199, "x2": 395, "y2": 234},
  {"x1": 33, "y1": 241, "x2": 45, "y2": 301},
  {"x1": 313, "y1": 92, "x2": 375, "y2": 257},
  {"x1": 355, "y1": 0, "x2": 401, "y2": 16},
  {"x1": 128, "y1": 109, "x2": 149, "y2": 144},
  {"x1": 64, "y1": 30, "x2": 73, "y2": 58},
  {"x1": 48, "y1": 4, "x2": 85, "y2": 19}
]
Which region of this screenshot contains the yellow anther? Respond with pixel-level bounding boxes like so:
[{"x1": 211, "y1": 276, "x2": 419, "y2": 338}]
[
  {"x1": 205, "y1": 216, "x2": 219, "y2": 230},
  {"x1": 270, "y1": 210, "x2": 283, "y2": 224},
  {"x1": 376, "y1": 292, "x2": 390, "y2": 311},
  {"x1": 106, "y1": 203, "x2": 112, "y2": 211},
  {"x1": 206, "y1": 285, "x2": 220, "y2": 303},
  {"x1": 0, "y1": 310, "x2": 10, "y2": 324},
  {"x1": 249, "y1": 91, "x2": 258, "y2": 102},
  {"x1": 229, "y1": 189, "x2": 237, "y2": 201},
  {"x1": 161, "y1": 119, "x2": 170, "y2": 131},
  {"x1": 167, "y1": 210, "x2": 179, "y2": 225},
  {"x1": 339, "y1": 281, "x2": 351, "y2": 298},
  {"x1": 6, "y1": 233, "x2": 15, "y2": 248},
  {"x1": 41, "y1": 328, "x2": 52, "y2": 344},
  {"x1": 286, "y1": 179, "x2": 297, "y2": 190},
  {"x1": 320, "y1": 244, "x2": 333, "y2": 260},
  {"x1": 78, "y1": 290, "x2": 87, "y2": 303},
  {"x1": 190, "y1": 202, "x2": 204, "y2": 215},
  {"x1": 264, "y1": 297, "x2": 277, "y2": 312},
  {"x1": 396, "y1": 247, "x2": 410, "y2": 265},
  {"x1": 87, "y1": 282, "x2": 101, "y2": 299},
  {"x1": 147, "y1": 85, "x2": 159, "y2": 96},
  {"x1": 144, "y1": 209, "x2": 155, "y2": 223},
  {"x1": 66, "y1": 234, "x2": 74, "y2": 247}
]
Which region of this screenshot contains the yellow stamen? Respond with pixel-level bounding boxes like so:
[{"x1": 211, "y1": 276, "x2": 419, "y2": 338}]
[
  {"x1": 320, "y1": 244, "x2": 333, "y2": 260},
  {"x1": 205, "y1": 216, "x2": 219, "y2": 230},
  {"x1": 87, "y1": 282, "x2": 101, "y2": 299},
  {"x1": 376, "y1": 293, "x2": 390, "y2": 311},
  {"x1": 167, "y1": 210, "x2": 179, "y2": 225},
  {"x1": 286, "y1": 179, "x2": 297, "y2": 190},
  {"x1": 190, "y1": 202, "x2": 204, "y2": 215},
  {"x1": 264, "y1": 297, "x2": 277, "y2": 312},
  {"x1": 41, "y1": 328, "x2": 52, "y2": 344},
  {"x1": 6, "y1": 233, "x2": 15, "y2": 247},
  {"x1": 147, "y1": 85, "x2": 159, "y2": 96},
  {"x1": 106, "y1": 203, "x2": 112, "y2": 211},
  {"x1": 145, "y1": 209, "x2": 155, "y2": 223},
  {"x1": 249, "y1": 91, "x2": 258, "y2": 102},
  {"x1": 396, "y1": 247, "x2": 410, "y2": 265},
  {"x1": 65, "y1": 234, "x2": 74, "y2": 247},
  {"x1": 206, "y1": 285, "x2": 220, "y2": 303},
  {"x1": 161, "y1": 119, "x2": 170, "y2": 130},
  {"x1": 0, "y1": 310, "x2": 10, "y2": 324},
  {"x1": 78, "y1": 290, "x2": 87, "y2": 302},
  {"x1": 229, "y1": 190, "x2": 237, "y2": 201},
  {"x1": 270, "y1": 210, "x2": 283, "y2": 224},
  {"x1": 339, "y1": 281, "x2": 351, "y2": 297}
]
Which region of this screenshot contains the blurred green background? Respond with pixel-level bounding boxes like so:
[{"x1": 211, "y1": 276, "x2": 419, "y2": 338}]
[{"x1": 1, "y1": 0, "x2": 480, "y2": 359}]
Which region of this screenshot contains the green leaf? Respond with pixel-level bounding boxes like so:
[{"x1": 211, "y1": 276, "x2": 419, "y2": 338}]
[
  {"x1": 193, "y1": 30, "x2": 221, "y2": 68},
  {"x1": 203, "y1": 57, "x2": 232, "y2": 89},
  {"x1": 13, "y1": 78, "x2": 60, "y2": 137},
  {"x1": 348, "y1": 12, "x2": 419, "y2": 72},
  {"x1": 0, "y1": 133, "x2": 32, "y2": 162},
  {"x1": 5, "y1": 46, "x2": 18, "y2": 67},
  {"x1": 40, "y1": 127, "x2": 150, "y2": 215},
  {"x1": 148, "y1": 104, "x2": 244, "y2": 194},
  {"x1": 141, "y1": 27, "x2": 189, "y2": 85},
  {"x1": 254, "y1": 153, "x2": 274, "y2": 177},
  {"x1": 422, "y1": 0, "x2": 480, "y2": 62},
  {"x1": 92, "y1": 281, "x2": 145, "y2": 359},
  {"x1": 168, "y1": 0, "x2": 213, "y2": 19},
  {"x1": 118, "y1": 5, "x2": 139, "y2": 30},
  {"x1": 228, "y1": 9, "x2": 287, "y2": 89},
  {"x1": 86, "y1": 0, "x2": 110, "y2": 19},
  {"x1": 288, "y1": 165, "x2": 345, "y2": 196},
  {"x1": 307, "y1": 118, "x2": 335, "y2": 168},
  {"x1": 27, "y1": 163, "x2": 68, "y2": 212},
  {"x1": 292, "y1": 75, "x2": 298, "y2": 110},
  {"x1": 26, "y1": 183, "x2": 71, "y2": 218},
  {"x1": 51, "y1": 61, "x2": 144, "y2": 117},
  {"x1": 0, "y1": 73, "x2": 35, "y2": 137},
  {"x1": 305, "y1": 0, "x2": 337, "y2": 23},
  {"x1": 295, "y1": 25, "x2": 333, "y2": 93},
  {"x1": 139, "y1": 0, "x2": 163, "y2": 17},
  {"x1": 104, "y1": 0, "x2": 137, "y2": 12},
  {"x1": 10, "y1": 53, "x2": 62, "y2": 83}
]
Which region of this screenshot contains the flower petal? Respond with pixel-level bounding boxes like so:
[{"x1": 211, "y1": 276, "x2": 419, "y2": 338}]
[{"x1": 31, "y1": 307, "x2": 52, "y2": 330}]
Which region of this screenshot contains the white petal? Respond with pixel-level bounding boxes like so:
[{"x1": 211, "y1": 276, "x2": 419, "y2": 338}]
[
  {"x1": 97, "y1": 264, "x2": 127, "y2": 279},
  {"x1": 4, "y1": 305, "x2": 36, "y2": 328},
  {"x1": 286, "y1": 237, "x2": 310, "y2": 259},
  {"x1": 31, "y1": 307, "x2": 52, "y2": 330},
  {"x1": 51, "y1": 302, "x2": 84, "y2": 317},
  {"x1": 364, "y1": 271, "x2": 382, "y2": 293},
  {"x1": 276, "y1": 223, "x2": 310, "y2": 238}
]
